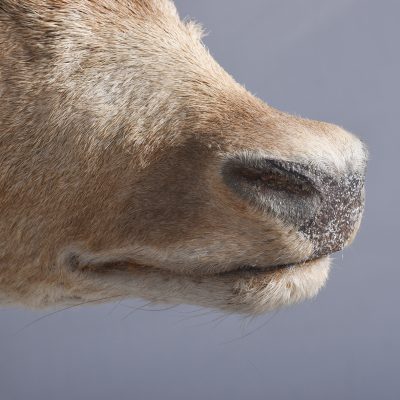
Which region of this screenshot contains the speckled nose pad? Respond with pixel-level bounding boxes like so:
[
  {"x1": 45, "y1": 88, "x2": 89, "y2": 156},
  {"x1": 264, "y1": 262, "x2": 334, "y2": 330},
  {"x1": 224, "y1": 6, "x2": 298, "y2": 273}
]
[
  {"x1": 222, "y1": 156, "x2": 366, "y2": 258},
  {"x1": 299, "y1": 172, "x2": 365, "y2": 258}
]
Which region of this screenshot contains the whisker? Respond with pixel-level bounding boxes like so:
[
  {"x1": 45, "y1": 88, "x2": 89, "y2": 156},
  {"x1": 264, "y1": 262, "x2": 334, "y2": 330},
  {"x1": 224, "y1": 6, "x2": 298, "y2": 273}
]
[
  {"x1": 185, "y1": 311, "x2": 224, "y2": 328},
  {"x1": 107, "y1": 300, "x2": 122, "y2": 316},
  {"x1": 175, "y1": 309, "x2": 216, "y2": 324},
  {"x1": 121, "y1": 300, "x2": 157, "y2": 320},
  {"x1": 210, "y1": 313, "x2": 230, "y2": 329},
  {"x1": 12, "y1": 295, "x2": 123, "y2": 336},
  {"x1": 221, "y1": 310, "x2": 279, "y2": 345}
]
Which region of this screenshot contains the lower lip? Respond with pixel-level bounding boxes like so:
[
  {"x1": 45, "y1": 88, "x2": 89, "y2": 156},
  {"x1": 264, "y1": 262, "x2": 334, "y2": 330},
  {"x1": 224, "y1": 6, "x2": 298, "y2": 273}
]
[{"x1": 231, "y1": 258, "x2": 323, "y2": 275}]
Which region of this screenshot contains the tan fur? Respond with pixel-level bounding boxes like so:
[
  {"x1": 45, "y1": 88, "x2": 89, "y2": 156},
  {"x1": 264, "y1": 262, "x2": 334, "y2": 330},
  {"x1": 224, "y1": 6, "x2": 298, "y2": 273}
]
[{"x1": 0, "y1": 0, "x2": 366, "y2": 314}]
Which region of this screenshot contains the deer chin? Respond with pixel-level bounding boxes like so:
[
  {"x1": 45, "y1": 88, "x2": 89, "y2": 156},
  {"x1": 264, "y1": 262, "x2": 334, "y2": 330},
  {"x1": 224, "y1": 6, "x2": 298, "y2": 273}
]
[{"x1": 58, "y1": 249, "x2": 331, "y2": 315}]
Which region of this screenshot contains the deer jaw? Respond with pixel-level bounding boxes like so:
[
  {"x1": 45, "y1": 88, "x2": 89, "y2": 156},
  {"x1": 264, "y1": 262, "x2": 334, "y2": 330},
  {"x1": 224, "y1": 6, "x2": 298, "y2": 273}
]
[{"x1": 0, "y1": 0, "x2": 367, "y2": 314}]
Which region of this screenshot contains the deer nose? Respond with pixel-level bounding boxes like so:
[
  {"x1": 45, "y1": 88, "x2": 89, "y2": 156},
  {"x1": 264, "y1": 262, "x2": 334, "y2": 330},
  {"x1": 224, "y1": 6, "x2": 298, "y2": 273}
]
[{"x1": 222, "y1": 155, "x2": 366, "y2": 258}]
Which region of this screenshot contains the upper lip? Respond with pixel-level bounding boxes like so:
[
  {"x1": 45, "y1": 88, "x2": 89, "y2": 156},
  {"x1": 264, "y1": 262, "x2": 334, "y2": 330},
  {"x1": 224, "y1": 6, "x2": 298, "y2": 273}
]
[{"x1": 217, "y1": 257, "x2": 325, "y2": 276}]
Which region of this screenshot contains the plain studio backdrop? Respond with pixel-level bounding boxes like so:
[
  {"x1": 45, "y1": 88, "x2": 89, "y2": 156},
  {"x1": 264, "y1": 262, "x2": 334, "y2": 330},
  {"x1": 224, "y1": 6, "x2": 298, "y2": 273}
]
[{"x1": 0, "y1": 1, "x2": 398, "y2": 399}]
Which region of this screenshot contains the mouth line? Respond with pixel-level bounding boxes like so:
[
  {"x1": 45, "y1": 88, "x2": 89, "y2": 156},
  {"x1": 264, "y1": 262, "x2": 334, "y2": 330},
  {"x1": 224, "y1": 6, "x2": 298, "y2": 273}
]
[
  {"x1": 215, "y1": 257, "x2": 327, "y2": 277},
  {"x1": 68, "y1": 247, "x2": 327, "y2": 281}
]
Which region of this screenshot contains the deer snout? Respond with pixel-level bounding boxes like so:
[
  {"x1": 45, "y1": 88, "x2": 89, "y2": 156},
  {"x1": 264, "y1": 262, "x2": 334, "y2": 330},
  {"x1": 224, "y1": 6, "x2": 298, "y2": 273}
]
[{"x1": 222, "y1": 149, "x2": 367, "y2": 259}]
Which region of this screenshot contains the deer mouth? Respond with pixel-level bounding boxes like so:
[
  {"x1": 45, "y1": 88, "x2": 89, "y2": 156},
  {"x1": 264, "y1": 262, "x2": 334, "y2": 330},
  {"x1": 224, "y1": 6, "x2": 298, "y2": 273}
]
[
  {"x1": 64, "y1": 246, "x2": 327, "y2": 278},
  {"x1": 61, "y1": 247, "x2": 330, "y2": 314},
  {"x1": 219, "y1": 256, "x2": 327, "y2": 277}
]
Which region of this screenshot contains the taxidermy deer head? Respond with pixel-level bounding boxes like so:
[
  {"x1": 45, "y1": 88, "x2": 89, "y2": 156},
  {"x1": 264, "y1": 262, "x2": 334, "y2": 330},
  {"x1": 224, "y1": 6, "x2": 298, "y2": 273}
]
[{"x1": 0, "y1": 0, "x2": 367, "y2": 314}]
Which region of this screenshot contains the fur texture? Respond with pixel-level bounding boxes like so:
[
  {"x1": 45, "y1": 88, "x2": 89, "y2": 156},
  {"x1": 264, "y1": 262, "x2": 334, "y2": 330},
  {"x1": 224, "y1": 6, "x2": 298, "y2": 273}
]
[{"x1": 0, "y1": 0, "x2": 367, "y2": 314}]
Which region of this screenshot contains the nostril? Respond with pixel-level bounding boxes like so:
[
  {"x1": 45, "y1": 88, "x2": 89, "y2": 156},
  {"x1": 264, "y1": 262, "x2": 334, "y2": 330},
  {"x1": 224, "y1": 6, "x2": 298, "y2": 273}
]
[
  {"x1": 233, "y1": 159, "x2": 318, "y2": 197},
  {"x1": 221, "y1": 156, "x2": 323, "y2": 223}
]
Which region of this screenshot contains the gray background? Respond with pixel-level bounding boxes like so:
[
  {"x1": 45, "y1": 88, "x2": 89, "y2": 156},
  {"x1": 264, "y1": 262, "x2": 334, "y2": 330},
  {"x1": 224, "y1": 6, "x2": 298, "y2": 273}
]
[{"x1": 0, "y1": 1, "x2": 398, "y2": 399}]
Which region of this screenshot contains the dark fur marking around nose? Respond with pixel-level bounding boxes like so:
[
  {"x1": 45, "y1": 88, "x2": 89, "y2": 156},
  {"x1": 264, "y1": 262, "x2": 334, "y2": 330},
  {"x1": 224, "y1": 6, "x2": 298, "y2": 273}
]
[{"x1": 222, "y1": 156, "x2": 365, "y2": 257}]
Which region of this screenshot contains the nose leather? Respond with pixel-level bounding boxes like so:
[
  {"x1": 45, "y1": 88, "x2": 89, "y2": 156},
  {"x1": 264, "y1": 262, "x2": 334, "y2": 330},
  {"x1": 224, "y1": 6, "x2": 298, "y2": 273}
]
[
  {"x1": 222, "y1": 156, "x2": 366, "y2": 257},
  {"x1": 299, "y1": 172, "x2": 365, "y2": 257}
]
